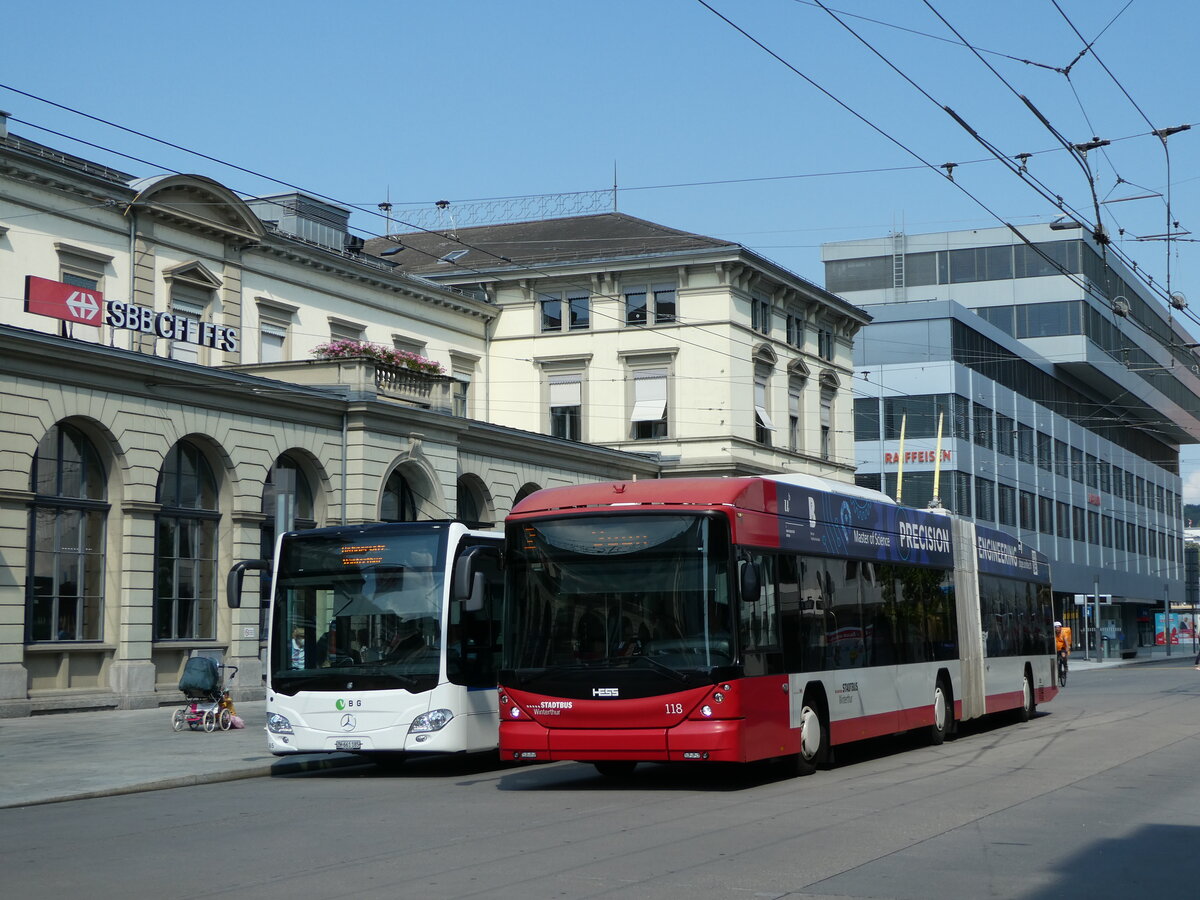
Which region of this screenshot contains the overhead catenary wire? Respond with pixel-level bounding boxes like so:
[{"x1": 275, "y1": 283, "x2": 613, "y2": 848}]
[
  {"x1": 0, "y1": 98, "x2": 1180, "y2": 475},
  {"x1": 4, "y1": 26, "x2": 1195, "y2": 480},
  {"x1": 698, "y1": 2, "x2": 1200, "y2": 412},
  {"x1": 0, "y1": 99, "x2": 876, "y2": 394}
]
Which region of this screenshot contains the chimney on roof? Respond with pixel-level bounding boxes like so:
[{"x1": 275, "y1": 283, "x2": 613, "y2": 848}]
[{"x1": 0, "y1": 111, "x2": 9, "y2": 139}]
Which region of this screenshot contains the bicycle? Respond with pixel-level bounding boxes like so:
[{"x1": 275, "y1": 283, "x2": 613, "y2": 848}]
[{"x1": 1057, "y1": 651, "x2": 1068, "y2": 687}]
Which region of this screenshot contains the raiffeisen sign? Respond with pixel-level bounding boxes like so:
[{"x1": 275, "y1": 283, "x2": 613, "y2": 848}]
[{"x1": 24, "y1": 275, "x2": 239, "y2": 352}]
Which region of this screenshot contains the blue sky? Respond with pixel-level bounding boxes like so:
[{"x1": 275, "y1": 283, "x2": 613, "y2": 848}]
[{"x1": 6, "y1": 0, "x2": 1200, "y2": 495}]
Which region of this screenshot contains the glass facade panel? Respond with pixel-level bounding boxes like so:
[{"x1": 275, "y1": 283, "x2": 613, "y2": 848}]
[
  {"x1": 883, "y1": 394, "x2": 965, "y2": 440},
  {"x1": 973, "y1": 402, "x2": 993, "y2": 449},
  {"x1": 1036, "y1": 431, "x2": 1052, "y2": 471},
  {"x1": 826, "y1": 255, "x2": 891, "y2": 292},
  {"x1": 905, "y1": 252, "x2": 937, "y2": 286},
  {"x1": 1038, "y1": 496, "x2": 1054, "y2": 535},
  {"x1": 1019, "y1": 490, "x2": 1036, "y2": 531},
  {"x1": 1017, "y1": 423, "x2": 1034, "y2": 464},
  {"x1": 1016, "y1": 301, "x2": 1082, "y2": 338},
  {"x1": 996, "y1": 414, "x2": 1014, "y2": 456},
  {"x1": 1054, "y1": 439, "x2": 1069, "y2": 479},
  {"x1": 976, "y1": 305, "x2": 1015, "y2": 336},
  {"x1": 975, "y1": 476, "x2": 995, "y2": 522},
  {"x1": 854, "y1": 397, "x2": 881, "y2": 441},
  {"x1": 998, "y1": 484, "x2": 1016, "y2": 527}
]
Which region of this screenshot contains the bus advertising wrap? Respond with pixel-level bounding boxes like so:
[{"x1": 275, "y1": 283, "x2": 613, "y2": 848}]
[
  {"x1": 974, "y1": 524, "x2": 1050, "y2": 584},
  {"x1": 775, "y1": 484, "x2": 954, "y2": 568}
]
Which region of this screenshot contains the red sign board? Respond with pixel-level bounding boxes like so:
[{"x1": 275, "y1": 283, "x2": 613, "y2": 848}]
[
  {"x1": 883, "y1": 449, "x2": 952, "y2": 465},
  {"x1": 25, "y1": 276, "x2": 105, "y2": 325}
]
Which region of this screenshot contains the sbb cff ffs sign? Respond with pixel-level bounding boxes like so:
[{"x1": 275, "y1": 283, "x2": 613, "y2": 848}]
[
  {"x1": 25, "y1": 275, "x2": 103, "y2": 325},
  {"x1": 24, "y1": 275, "x2": 239, "y2": 351}
]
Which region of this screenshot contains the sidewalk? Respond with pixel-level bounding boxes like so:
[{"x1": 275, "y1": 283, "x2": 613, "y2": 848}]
[
  {"x1": 0, "y1": 700, "x2": 359, "y2": 810},
  {"x1": 1, "y1": 647, "x2": 1193, "y2": 810},
  {"x1": 1067, "y1": 643, "x2": 1192, "y2": 672}
]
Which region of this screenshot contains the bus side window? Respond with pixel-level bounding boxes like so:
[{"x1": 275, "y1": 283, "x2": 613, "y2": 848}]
[
  {"x1": 449, "y1": 545, "x2": 503, "y2": 688},
  {"x1": 778, "y1": 554, "x2": 803, "y2": 672},
  {"x1": 739, "y1": 552, "x2": 782, "y2": 676},
  {"x1": 794, "y1": 557, "x2": 830, "y2": 672}
]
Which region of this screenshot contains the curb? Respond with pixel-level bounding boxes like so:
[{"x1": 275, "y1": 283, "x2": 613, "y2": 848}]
[{"x1": 0, "y1": 753, "x2": 365, "y2": 810}]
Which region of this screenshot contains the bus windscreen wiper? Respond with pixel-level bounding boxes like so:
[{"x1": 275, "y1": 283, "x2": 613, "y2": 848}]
[{"x1": 624, "y1": 654, "x2": 691, "y2": 682}]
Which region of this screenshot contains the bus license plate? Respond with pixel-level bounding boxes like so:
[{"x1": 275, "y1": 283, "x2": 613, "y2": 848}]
[{"x1": 334, "y1": 740, "x2": 362, "y2": 750}]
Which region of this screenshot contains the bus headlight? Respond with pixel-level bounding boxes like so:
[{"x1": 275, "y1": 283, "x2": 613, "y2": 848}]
[
  {"x1": 701, "y1": 705, "x2": 714, "y2": 718},
  {"x1": 409, "y1": 708, "x2": 454, "y2": 734},
  {"x1": 266, "y1": 712, "x2": 294, "y2": 734}
]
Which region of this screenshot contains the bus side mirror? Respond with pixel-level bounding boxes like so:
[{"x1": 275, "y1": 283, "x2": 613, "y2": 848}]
[
  {"x1": 453, "y1": 546, "x2": 499, "y2": 610},
  {"x1": 739, "y1": 561, "x2": 761, "y2": 604},
  {"x1": 227, "y1": 559, "x2": 269, "y2": 609},
  {"x1": 466, "y1": 572, "x2": 487, "y2": 613}
]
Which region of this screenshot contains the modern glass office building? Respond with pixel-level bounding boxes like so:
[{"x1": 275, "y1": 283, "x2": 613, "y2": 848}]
[{"x1": 823, "y1": 223, "x2": 1200, "y2": 654}]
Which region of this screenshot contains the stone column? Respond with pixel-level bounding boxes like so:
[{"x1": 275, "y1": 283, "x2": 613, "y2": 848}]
[
  {"x1": 109, "y1": 499, "x2": 159, "y2": 708},
  {"x1": 0, "y1": 487, "x2": 33, "y2": 716},
  {"x1": 227, "y1": 510, "x2": 267, "y2": 699}
]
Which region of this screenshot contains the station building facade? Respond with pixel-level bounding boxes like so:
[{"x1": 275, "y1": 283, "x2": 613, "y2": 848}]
[
  {"x1": 367, "y1": 214, "x2": 871, "y2": 480},
  {"x1": 823, "y1": 224, "x2": 1200, "y2": 652},
  {"x1": 0, "y1": 119, "x2": 657, "y2": 716}
]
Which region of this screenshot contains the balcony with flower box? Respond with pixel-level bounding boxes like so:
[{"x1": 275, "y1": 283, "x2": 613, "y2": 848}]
[{"x1": 226, "y1": 340, "x2": 454, "y2": 412}]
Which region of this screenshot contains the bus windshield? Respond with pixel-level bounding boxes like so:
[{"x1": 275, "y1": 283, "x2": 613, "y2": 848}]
[
  {"x1": 270, "y1": 528, "x2": 447, "y2": 695},
  {"x1": 503, "y1": 514, "x2": 734, "y2": 677}
]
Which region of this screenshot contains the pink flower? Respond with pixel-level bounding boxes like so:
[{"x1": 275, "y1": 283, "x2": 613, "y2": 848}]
[{"x1": 312, "y1": 339, "x2": 444, "y2": 375}]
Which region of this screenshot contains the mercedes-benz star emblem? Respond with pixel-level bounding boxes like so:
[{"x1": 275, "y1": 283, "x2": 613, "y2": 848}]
[{"x1": 340, "y1": 714, "x2": 356, "y2": 732}]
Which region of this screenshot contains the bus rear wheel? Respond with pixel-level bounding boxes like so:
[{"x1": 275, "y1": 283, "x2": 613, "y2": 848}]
[
  {"x1": 1016, "y1": 672, "x2": 1035, "y2": 722},
  {"x1": 793, "y1": 700, "x2": 829, "y2": 776},
  {"x1": 929, "y1": 680, "x2": 951, "y2": 745}
]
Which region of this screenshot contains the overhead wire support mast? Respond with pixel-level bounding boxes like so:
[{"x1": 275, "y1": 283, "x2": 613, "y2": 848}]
[{"x1": 1151, "y1": 124, "x2": 1192, "y2": 299}]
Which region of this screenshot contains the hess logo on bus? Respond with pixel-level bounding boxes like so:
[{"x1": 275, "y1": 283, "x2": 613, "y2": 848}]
[{"x1": 592, "y1": 688, "x2": 619, "y2": 698}]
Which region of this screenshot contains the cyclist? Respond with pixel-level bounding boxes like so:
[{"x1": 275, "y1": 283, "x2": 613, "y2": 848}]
[{"x1": 1054, "y1": 621, "x2": 1072, "y2": 686}]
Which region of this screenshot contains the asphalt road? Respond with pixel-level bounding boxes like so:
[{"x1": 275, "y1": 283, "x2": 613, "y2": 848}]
[{"x1": 3, "y1": 662, "x2": 1198, "y2": 899}]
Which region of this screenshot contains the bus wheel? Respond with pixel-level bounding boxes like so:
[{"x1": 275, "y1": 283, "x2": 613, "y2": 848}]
[
  {"x1": 930, "y1": 679, "x2": 950, "y2": 745},
  {"x1": 795, "y1": 700, "x2": 829, "y2": 776},
  {"x1": 1016, "y1": 672, "x2": 1035, "y2": 722},
  {"x1": 594, "y1": 761, "x2": 637, "y2": 778}
]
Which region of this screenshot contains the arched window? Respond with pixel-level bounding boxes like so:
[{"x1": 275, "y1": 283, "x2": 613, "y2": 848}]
[
  {"x1": 514, "y1": 483, "x2": 542, "y2": 505},
  {"x1": 260, "y1": 454, "x2": 316, "y2": 607},
  {"x1": 457, "y1": 475, "x2": 492, "y2": 526},
  {"x1": 155, "y1": 440, "x2": 219, "y2": 640},
  {"x1": 381, "y1": 470, "x2": 418, "y2": 522},
  {"x1": 28, "y1": 423, "x2": 108, "y2": 642}
]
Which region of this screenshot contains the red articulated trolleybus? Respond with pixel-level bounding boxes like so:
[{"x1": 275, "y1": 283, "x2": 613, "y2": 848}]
[{"x1": 498, "y1": 473, "x2": 1056, "y2": 777}]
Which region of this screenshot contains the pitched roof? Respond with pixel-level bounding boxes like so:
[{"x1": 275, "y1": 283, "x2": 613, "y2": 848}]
[{"x1": 363, "y1": 212, "x2": 737, "y2": 276}]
